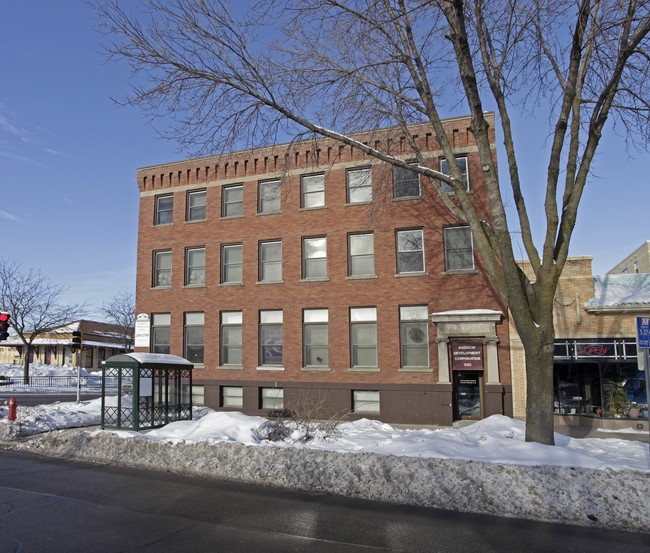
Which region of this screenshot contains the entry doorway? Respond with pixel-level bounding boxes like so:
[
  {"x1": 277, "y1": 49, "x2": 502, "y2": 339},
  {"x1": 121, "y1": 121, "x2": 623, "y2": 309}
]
[{"x1": 453, "y1": 371, "x2": 484, "y2": 420}]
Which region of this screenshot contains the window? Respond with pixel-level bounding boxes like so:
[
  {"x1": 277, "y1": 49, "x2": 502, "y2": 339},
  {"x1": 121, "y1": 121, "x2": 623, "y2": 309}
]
[
  {"x1": 261, "y1": 387, "x2": 284, "y2": 410},
  {"x1": 185, "y1": 247, "x2": 205, "y2": 285},
  {"x1": 444, "y1": 226, "x2": 474, "y2": 271},
  {"x1": 393, "y1": 164, "x2": 420, "y2": 198},
  {"x1": 303, "y1": 309, "x2": 329, "y2": 367},
  {"x1": 302, "y1": 237, "x2": 327, "y2": 279},
  {"x1": 221, "y1": 386, "x2": 243, "y2": 408},
  {"x1": 348, "y1": 233, "x2": 375, "y2": 276},
  {"x1": 222, "y1": 184, "x2": 243, "y2": 217},
  {"x1": 153, "y1": 251, "x2": 172, "y2": 287},
  {"x1": 396, "y1": 229, "x2": 425, "y2": 273},
  {"x1": 220, "y1": 311, "x2": 242, "y2": 366},
  {"x1": 184, "y1": 312, "x2": 204, "y2": 364},
  {"x1": 186, "y1": 190, "x2": 206, "y2": 221},
  {"x1": 350, "y1": 307, "x2": 378, "y2": 367},
  {"x1": 440, "y1": 156, "x2": 469, "y2": 192},
  {"x1": 301, "y1": 174, "x2": 325, "y2": 208},
  {"x1": 151, "y1": 313, "x2": 170, "y2": 354},
  {"x1": 259, "y1": 310, "x2": 283, "y2": 366},
  {"x1": 353, "y1": 390, "x2": 380, "y2": 414},
  {"x1": 400, "y1": 306, "x2": 430, "y2": 368},
  {"x1": 154, "y1": 195, "x2": 173, "y2": 225},
  {"x1": 347, "y1": 168, "x2": 372, "y2": 203},
  {"x1": 259, "y1": 240, "x2": 282, "y2": 282},
  {"x1": 258, "y1": 179, "x2": 281, "y2": 213},
  {"x1": 221, "y1": 244, "x2": 243, "y2": 283},
  {"x1": 192, "y1": 385, "x2": 205, "y2": 406}
]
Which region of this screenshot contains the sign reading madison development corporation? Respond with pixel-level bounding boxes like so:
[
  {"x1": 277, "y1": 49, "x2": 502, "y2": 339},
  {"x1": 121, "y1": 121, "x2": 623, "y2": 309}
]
[{"x1": 451, "y1": 341, "x2": 484, "y2": 371}]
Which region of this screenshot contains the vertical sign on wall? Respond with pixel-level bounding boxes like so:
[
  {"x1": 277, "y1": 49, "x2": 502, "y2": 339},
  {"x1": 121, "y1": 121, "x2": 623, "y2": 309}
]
[
  {"x1": 636, "y1": 317, "x2": 650, "y2": 451},
  {"x1": 134, "y1": 313, "x2": 151, "y2": 349}
]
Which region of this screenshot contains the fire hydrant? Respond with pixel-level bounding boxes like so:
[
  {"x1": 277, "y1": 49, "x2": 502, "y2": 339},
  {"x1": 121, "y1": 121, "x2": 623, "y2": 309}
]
[{"x1": 5, "y1": 396, "x2": 17, "y2": 421}]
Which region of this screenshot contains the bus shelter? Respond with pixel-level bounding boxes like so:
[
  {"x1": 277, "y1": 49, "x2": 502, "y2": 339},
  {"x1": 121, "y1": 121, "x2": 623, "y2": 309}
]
[{"x1": 101, "y1": 353, "x2": 193, "y2": 430}]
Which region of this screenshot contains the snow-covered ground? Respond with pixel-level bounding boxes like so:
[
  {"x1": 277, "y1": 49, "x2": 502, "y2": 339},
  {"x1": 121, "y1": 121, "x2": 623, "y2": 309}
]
[{"x1": 1, "y1": 363, "x2": 649, "y2": 532}]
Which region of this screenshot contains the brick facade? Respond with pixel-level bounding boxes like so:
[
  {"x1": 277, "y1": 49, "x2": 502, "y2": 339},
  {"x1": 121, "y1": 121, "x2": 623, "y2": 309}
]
[{"x1": 135, "y1": 114, "x2": 512, "y2": 425}]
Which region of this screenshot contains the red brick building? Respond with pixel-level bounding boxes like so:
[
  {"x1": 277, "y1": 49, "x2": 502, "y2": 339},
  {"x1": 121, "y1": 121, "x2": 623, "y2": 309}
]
[{"x1": 134, "y1": 114, "x2": 512, "y2": 425}]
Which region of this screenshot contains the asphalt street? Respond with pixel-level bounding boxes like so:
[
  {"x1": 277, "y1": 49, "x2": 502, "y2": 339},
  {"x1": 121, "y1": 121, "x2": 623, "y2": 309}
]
[{"x1": 0, "y1": 450, "x2": 648, "y2": 553}]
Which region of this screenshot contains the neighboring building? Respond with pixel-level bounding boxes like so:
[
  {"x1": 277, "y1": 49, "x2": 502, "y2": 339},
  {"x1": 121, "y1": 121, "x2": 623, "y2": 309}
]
[
  {"x1": 0, "y1": 320, "x2": 133, "y2": 371},
  {"x1": 510, "y1": 257, "x2": 650, "y2": 428},
  {"x1": 135, "y1": 114, "x2": 513, "y2": 425},
  {"x1": 608, "y1": 241, "x2": 650, "y2": 274}
]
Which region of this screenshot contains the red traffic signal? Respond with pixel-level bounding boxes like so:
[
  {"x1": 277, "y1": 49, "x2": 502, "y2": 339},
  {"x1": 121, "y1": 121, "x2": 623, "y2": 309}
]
[
  {"x1": 71, "y1": 330, "x2": 83, "y2": 351},
  {"x1": 0, "y1": 312, "x2": 10, "y2": 341}
]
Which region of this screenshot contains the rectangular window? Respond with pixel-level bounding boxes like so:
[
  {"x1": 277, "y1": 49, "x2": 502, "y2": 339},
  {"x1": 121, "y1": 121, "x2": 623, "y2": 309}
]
[
  {"x1": 259, "y1": 310, "x2": 283, "y2": 366},
  {"x1": 185, "y1": 247, "x2": 205, "y2": 285},
  {"x1": 221, "y1": 244, "x2": 243, "y2": 283},
  {"x1": 154, "y1": 195, "x2": 173, "y2": 225},
  {"x1": 347, "y1": 168, "x2": 372, "y2": 203},
  {"x1": 301, "y1": 174, "x2": 325, "y2": 208},
  {"x1": 393, "y1": 164, "x2": 420, "y2": 198},
  {"x1": 440, "y1": 156, "x2": 469, "y2": 192},
  {"x1": 348, "y1": 233, "x2": 375, "y2": 276},
  {"x1": 221, "y1": 386, "x2": 243, "y2": 408},
  {"x1": 353, "y1": 390, "x2": 380, "y2": 414},
  {"x1": 350, "y1": 307, "x2": 378, "y2": 367},
  {"x1": 259, "y1": 240, "x2": 282, "y2": 282},
  {"x1": 222, "y1": 184, "x2": 243, "y2": 217},
  {"x1": 153, "y1": 250, "x2": 172, "y2": 287},
  {"x1": 151, "y1": 313, "x2": 170, "y2": 354},
  {"x1": 192, "y1": 385, "x2": 205, "y2": 406},
  {"x1": 302, "y1": 236, "x2": 327, "y2": 279},
  {"x1": 186, "y1": 190, "x2": 206, "y2": 221},
  {"x1": 261, "y1": 387, "x2": 284, "y2": 410},
  {"x1": 396, "y1": 229, "x2": 425, "y2": 273},
  {"x1": 400, "y1": 306, "x2": 430, "y2": 368},
  {"x1": 258, "y1": 179, "x2": 281, "y2": 213},
  {"x1": 444, "y1": 226, "x2": 474, "y2": 271},
  {"x1": 303, "y1": 309, "x2": 329, "y2": 367},
  {"x1": 220, "y1": 311, "x2": 242, "y2": 366},
  {"x1": 184, "y1": 312, "x2": 204, "y2": 364}
]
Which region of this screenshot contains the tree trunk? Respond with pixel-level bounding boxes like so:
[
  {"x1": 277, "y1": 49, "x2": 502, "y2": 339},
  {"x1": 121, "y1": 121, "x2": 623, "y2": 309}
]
[
  {"x1": 23, "y1": 344, "x2": 31, "y2": 385},
  {"x1": 523, "y1": 335, "x2": 556, "y2": 445}
]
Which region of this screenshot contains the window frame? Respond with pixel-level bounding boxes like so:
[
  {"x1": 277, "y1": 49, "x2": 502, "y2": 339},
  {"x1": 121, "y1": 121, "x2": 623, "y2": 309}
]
[
  {"x1": 346, "y1": 167, "x2": 373, "y2": 204},
  {"x1": 221, "y1": 243, "x2": 243, "y2": 284},
  {"x1": 440, "y1": 156, "x2": 469, "y2": 192},
  {"x1": 154, "y1": 194, "x2": 174, "y2": 226},
  {"x1": 221, "y1": 386, "x2": 244, "y2": 408},
  {"x1": 184, "y1": 312, "x2": 204, "y2": 365},
  {"x1": 444, "y1": 226, "x2": 475, "y2": 272},
  {"x1": 185, "y1": 246, "x2": 206, "y2": 286},
  {"x1": 259, "y1": 240, "x2": 282, "y2": 282},
  {"x1": 258, "y1": 179, "x2": 281, "y2": 213},
  {"x1": 302, "y1": 236, "x2": 328, "y2": 279},
  {"x1": 348, "y1": 232, "x2": 375, "y2": 277},
  {"x1": 353, "y1": 390, "x2": 380, "y2": 414},
  {"x1": 350, "y1": 307, "x2": 378, "y2": 368},
  {"x1": 399, "y1": 306, "x2": 430, "y2": 368},
  {"x1": 153, "y1": 250, "x2": 172, "y2": 288},
  {"x1": 222, "y1": 184, "x2": 244, "y2": 217},
  {"x1": 260, "y1": 387, "x2": 284, "y2": 410},
  {"x1": 303, "y1": 309, "x2": 329, "y2": 368},
  {"x1": 396, "y1": 229, "x2": 425, "y2": 274},
  {"x1": 300, "y1": 173, "x2": 325, "y2": 209},
  {"x1": 393, "y1": 163, "x2": 421, "y2": 198},
  {"x1": 259, "y1": 310, "x2": 283, "y2": 367},
  {"x1": 220, "y1": 311, "x2": 243, "y2": 366},
  {"x1": 186, "y1": 189, "x2": 207, "y2": 222},
  {"x1": 151, "y1": 313, "x2": 171, "y2": 354}
]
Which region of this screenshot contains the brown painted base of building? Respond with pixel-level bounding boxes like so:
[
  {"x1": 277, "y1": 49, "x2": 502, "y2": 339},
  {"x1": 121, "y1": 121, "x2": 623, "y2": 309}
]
[{"x1": 195, "y1": 378, "x2": 512, "y2": 426}]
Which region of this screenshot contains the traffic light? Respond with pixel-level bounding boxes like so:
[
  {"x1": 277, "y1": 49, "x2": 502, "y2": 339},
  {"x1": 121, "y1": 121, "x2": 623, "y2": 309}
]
[
  {"x1": 71, "y1": 330, "x2": 82, "y2": 351},
  {"x1": 0, "y1": 312, "x2": 10, "y2": 341}
]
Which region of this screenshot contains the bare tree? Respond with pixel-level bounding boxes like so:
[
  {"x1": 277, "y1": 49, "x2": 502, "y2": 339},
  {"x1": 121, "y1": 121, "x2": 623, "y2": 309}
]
[
  {"x1": 101, "y1": 291, "x2": 136, "y2": 351},
  {"x1": 0, "y1": 258, "x2": 86, "y2": 383},
  {"x1": 91, "y1": 0, "x2": 650, "y2": 444}
]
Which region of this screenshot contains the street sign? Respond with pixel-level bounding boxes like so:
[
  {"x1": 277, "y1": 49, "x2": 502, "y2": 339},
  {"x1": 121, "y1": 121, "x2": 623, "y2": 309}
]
[{"x1": 637, "y1": 317, "x2": 650, "y2": 349}]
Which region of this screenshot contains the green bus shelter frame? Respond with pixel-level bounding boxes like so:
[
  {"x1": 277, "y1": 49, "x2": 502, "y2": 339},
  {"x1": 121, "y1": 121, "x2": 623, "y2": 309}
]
[{"x1": 101, "y1": 353, "x2": 193, "y2": 430}]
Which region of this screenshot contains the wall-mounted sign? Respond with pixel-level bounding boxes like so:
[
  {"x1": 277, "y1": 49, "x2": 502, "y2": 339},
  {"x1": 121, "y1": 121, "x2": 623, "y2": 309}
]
[
  {"x1": 134, "y1": 313, "x2": 151, "y2": 348},
  {"x1": 451, "y1": 341, "x2": 483, "y2": 371}
]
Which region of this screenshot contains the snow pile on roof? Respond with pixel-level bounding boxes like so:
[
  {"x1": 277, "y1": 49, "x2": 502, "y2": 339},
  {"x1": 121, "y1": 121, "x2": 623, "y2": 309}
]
[{"x1": 586, "y1": 273, "x2": 650, "y2": 308}]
